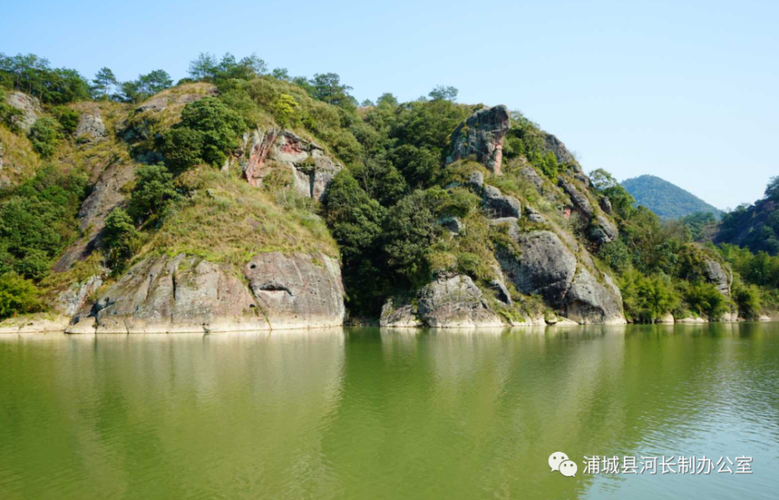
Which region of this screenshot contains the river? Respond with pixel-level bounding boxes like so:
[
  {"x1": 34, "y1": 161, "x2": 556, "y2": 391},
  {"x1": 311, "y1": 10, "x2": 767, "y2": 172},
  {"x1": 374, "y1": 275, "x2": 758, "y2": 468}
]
[{"x1": 1, "y1": 323, "x2": 777, "y2": 499}]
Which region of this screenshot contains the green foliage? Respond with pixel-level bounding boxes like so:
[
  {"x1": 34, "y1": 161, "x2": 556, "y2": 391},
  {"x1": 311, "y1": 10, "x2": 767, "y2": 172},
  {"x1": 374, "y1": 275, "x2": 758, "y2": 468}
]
[
  {"x1": 28, "y1": 117, "x2": 61, "y2": 157},
  {"x1": 732, "y1": 281, "x2": 762, "y2": 319},
  {"x1": 383, "y1": 190, "x2": 435, "y2": 287},
  {"x1": 621, "y1": 174, "x2": 721, "y2": 220},
  {"x1": 53, "y1": 106, "x2": 79, "y2": 136},
  {"x1": 161, "y1": 127, "x2": 204, "y2": 172},
  {"x1": 718, "y1": 176, "x2": 779, "y2": 256},
  {"x1": 307, "y1": 73, "x2": 355, "y2": 108},
  {"x1": 680, "y1": 211, "x2": 717, "y2": 241},
  {"x1": 0, "y1": 87, "x2": 23, "y2": 130},
  {"x1": 103, "y1": 207, "x2": 140, "y2": 271},
  {"x1": 0, "y1": 272, "x2": 40, "y2": 319},
  {"x1": 128, "y1": 164, "x2": 178, "y2": 224},
  {"x1": 536, "y1": 151, "x2": 558, "y2": 181},
  {"x1": 189, "y1": 52, "x2": 267, "y2": 82},
  {"x1": 0, "y1": 166, "x2": 87, "y2": 280},
  {"x1": 0, "y1": 53, "x2": 90, "y2": 104},
  {"x1": 589, "y1": 168, "x2": 636, "y2": 220},
  {"x1": 176, "y1": 97, "x2": 245, "y2": 166},
  {"x1": 619, "y1": 270, "x2": 680, "y2": 322},
  {"x1": 271, "y1": 93, "x2": 299, "y2": 128},
  {"x1": 119, "y1": 70, "x2": 173, "y2": 103},
  {"x1": 428, "y1": 85, "x2": 458, "y2": 102},
  {"x1": 682, "y1": 281, "x2": 728, "y2": 318},
  {"x1": 91, "y1": 67, "x2": 118, "y2": 100}
]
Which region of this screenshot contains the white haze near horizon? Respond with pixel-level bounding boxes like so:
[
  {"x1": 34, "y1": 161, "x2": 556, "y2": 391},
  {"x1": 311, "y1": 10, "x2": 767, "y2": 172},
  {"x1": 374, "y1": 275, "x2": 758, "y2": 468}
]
[{"x1": 2, "y1": 0, "x2": 776, "y2": 210}]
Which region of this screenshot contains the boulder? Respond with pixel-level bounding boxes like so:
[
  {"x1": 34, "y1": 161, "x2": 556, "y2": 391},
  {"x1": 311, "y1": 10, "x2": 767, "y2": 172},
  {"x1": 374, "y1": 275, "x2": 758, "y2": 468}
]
[
  {"x1": 68, "y1": 252, "x2": 345, "y2": 333},
  {"x1": 380, "y1": 299, "x2": 423, "y2": 327},
  {"x1": 656, "y1": 313, "x2": 675, "y2": 324},
  {"x1": 589, "y1": 215, "x2": 619, "y2": 245},
  {"x1": 5, "y1": 91, "x2": 41, "y2": 132},
  {"x1": 704, "y1": 259, "x2": 732, "y2": 296},
  {"x1": 563, "y1": 268, "x2": 626, "y2": 324},
  {"x1": 447, "y1": 105, "x2": 510, "y2": 174},
  {"x1": 74, "y1": 109, "x2": 106, "y2": 140},
  {"x1": 559, "y1": 178, "x2": 593, "y2": 217},
  {"x1": 488, "y1": 264, "x2": 512, "y2": 305},
  {"x1": 600, "y1": 196, "x2": 613, "y2": 215},
  {"x1": 543, "y1": 133, "x2": 578, "y2": 168},
  {"x1": 467, "y1": 171, "x2": 484, "y2": 190},
  {"x1": 519, "y1": 166, "x2": 545, "y2": 191},
  {"x1": 482, "y1": 185, "x2": 521, "y2": 218},
  {"x1": 243, "y1": 252, "x2": 346, "y2": 329},
  {"x1": 496, "y1": 230, "x2": 626, "y2": 324},
  {"x1": 525, "y1": 206, "x2": 546, "y2": 224},
  {"x1": 417, "y1": 274, "x2": 504, "y2": 328},
  {"x1": 243, "y1": 129, "x2": 342, "y2": 201}
]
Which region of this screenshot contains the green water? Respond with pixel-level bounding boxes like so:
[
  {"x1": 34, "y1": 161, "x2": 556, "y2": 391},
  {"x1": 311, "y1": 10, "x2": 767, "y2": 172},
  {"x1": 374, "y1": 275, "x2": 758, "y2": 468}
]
[{"x1": 1, "y1": 324, "x2": 778, "y2": 500}]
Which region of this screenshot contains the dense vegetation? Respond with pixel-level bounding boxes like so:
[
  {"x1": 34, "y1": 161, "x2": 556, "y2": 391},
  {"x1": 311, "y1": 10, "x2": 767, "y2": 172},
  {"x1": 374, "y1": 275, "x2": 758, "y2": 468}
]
[
  {"x1": 716, "y1": 177, "x2": 779, "y2": 255},
  {"x1": 0, "y1": 50, "x2": 778, "y2": 323},
  {"x1": 621, "y1": 174, "x2": 721, "y2": 220}
]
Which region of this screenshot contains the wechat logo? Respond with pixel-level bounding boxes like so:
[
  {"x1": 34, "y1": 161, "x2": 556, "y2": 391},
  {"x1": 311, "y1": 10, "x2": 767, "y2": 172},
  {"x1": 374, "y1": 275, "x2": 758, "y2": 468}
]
[{"x1": 549, "y1": 452, "x2": 578, "y2": 477}]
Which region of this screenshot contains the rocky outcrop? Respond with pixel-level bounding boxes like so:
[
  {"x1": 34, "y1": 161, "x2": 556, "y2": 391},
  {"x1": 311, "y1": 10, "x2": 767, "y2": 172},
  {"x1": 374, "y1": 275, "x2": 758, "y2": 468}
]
[
  {"x1": 436, "y1": 216, "x2": 464, "y2": 234},
  {"x1": 67, "y1": 252, "x2": 345, "y2": 333},
  {"x1": 55, "y1": 275, "x2": 104, "y2": 316},
  {"x1": 242, "y1": 129, "x2": 342, "y2": 201},
  {"x1": 74, "y1": 108, "x2": 106, "y2": 140},
  {"x1": 448, "y1": 105, "x2": 510, "y2": 174},
  {"x1": 496, "y1": 230, "x2": 625, "y2": 324},
  {"x1": 704, "y1": 259, "x2": 732, "y2": 296},
  {"x1": 53, "y1": 162, "x2": 135, "y2": 271},
  {"x1": 543, "y1": 133, "x2": 577, "y2": 167},
  {"x1": 559, "y1": 177, "x2": 618, "y2": 245},
  {"x1": 482, "y1": 185, "x2": 522, "y2": 218},
  {"x1": 417, "y1": 274, "x2": 504, "y2": 328},
  {"x1": 5, "y1": 91, "x2": 41, "y2": 132},
  {"x1": 380, "y1": 299, "x2": 423, "y2": 327},
  {"x1": 243, "y1": 252, "x2": 345, "y2": 329}
]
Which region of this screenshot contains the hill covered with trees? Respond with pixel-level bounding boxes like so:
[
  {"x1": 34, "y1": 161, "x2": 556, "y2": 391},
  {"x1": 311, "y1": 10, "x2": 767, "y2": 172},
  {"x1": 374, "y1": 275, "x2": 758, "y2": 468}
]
[
  {"x1": 621, "y1": 174, "x2": 722, "y2": 220},
  {"x1": 0, "y1": 51, "x2": 777, "y2": 331}
]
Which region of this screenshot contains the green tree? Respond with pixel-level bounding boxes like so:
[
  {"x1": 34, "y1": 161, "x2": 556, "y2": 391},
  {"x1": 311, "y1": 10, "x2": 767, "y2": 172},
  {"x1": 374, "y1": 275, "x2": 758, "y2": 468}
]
[
  {"x1": 128, "y1": 164, "x2": 178, "y2": 223},
  {"x1": 383, "y1": 190, "x2": 436, "y2": 286},
  {"x1": 188, "y1": 52, "x2": 218, "y2": 81},
  {"x1": 428, "y1": 85, "x2": 458, "y2": 102},
  {"x1": 308, "y1": 73, "x2": 355, "y2": 108},
  {"x1": 271, "y1": 93, "x2": 299, "y2": 127},
  {"x1": 92, "y1": 67, "x2": 117, "y2": 99},
  {"x1": 103, "y1": 207, "x2": 140, "y2": 270},
  {"x1": 178, "y1": 97, "x2": 245, "y2": 165},
  {"x1": 161, "y1": 127, "x2": 205, "y2": 172}
]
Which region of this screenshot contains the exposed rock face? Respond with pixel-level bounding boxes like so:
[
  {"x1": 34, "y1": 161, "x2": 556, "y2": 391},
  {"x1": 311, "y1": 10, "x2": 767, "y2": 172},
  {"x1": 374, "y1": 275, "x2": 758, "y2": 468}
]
[
  {"x1": 74, "y1": 109, "x2": 106, "y2": 140},
  {"x1": 559, "y1": 178, "x2": 593, "y2": 217},
  {"x1": 489, "y1": 264, "x2": 512, "y2": 305},
  {"x1": 559, "y1": 177, "x2": 618, "y2": 245},
  {"x1": 68, "y1": 252, "x2": 345, "y2": 333},
  {"x1": 467, "y1": 171, "x2": 484, "y2": 190},
  {"x1": 448, "y1": 105, "x2": 510, "y2": 174},
  {"x1": 496, "y1": 230, "x2": 625, "y2": 324},
  {"x1": 519, "y1": 165, "x2": 545, "y2": 191},
  {"x1": 704, "y1": 259, "x2": 732, "y2": 296},
  {"x1": 417, "y1": 274, "x2": 504, "y2": 328},
  {"x1": 243, "y1": 129, "x2": 342, "y2": 201},
  {"x1": 482, "y1": 185, "x2": 521, "y2": 218},
  {"x1": 564, "y1": 268, "x2": 626, "y2": 324},
  {"x1": 543, "y1": 133, "x2": 577, "y2": 167},
  {"x1": 55, "y1": 275, "x2": 104, "y2": 316},
  {"x1": 600, "y1": 196, "x2": 613, "y2": 215},
  {"x1": 5, "y1": 91, "x2": 41, "y2": 132},
  {"x1": 243, "y1": 252, "x2": 346, "y2": 329},
  {"x1": 380, "y1": 299, "x2": 423, "y2": 327},
  {"x1": 436, "y1": 216, "x2": 464, "y2": 234},
  {"x1": 589, "y1": 215, "x2": 619, "y2": 245},
  {"x1": 53, "y1": 162, "x2": 135, "y2": 271}
]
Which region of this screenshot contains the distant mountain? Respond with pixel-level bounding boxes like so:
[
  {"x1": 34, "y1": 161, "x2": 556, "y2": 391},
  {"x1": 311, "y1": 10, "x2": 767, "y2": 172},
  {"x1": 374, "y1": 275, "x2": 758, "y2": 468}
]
[{"x1": 621, "y1": 175, "x2": 722, "y2": 220}]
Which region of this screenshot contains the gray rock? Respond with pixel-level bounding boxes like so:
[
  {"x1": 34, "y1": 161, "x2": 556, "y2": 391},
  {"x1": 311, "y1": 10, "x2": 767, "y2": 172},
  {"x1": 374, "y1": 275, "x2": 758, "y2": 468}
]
[
  {"x1": 244, "y1": 252, "x2": 346, "y2": 329},
  {"x1": 564, "y1": 268, "x2": 626, "y2": 324},
  {"x1": 53, "y1": 162, "x2": 135, "y2": 271},
  {"x1": 558, "y1": 178, "x2": 593, "y2": 217},
  {"x1": 600, "y1": 196, "x2": 613, "y2": 214},
  {"x1": 380, "y1": 298, "x2": 423, "y2": 327},
  {"x1": 417, "y1": 274, "x2": 504, "y2": 328},
  {"x1": 519, "y1": 166, "x2": 545, "y2": 191},
  {"x1": 482, "y1": 185, "x2": 522, "y2": 218},
  {"x1": 543, "y1": 133, "x2": 578, "y2": 169},
  {"x1": 489, "y1": 217, "x2": 521, "y2": 240},
  {"x1": 68, "y1": 252, "x2": 345, "y2": 333},
  {"x1": 489, "y1": 264, "x2": 512, "y2": 305},
  {"x1": 436, "y1": 216, "x2": 464, "y2": 234},
  {"x1": 5, "y1": 91, "x2": 41, "y2": 132},
  {"x1": 447, "y1": 105, "x2": 510, "y2": 174},
  {"x1": 704, "y1": 259, "x2": 732, "y2": 296},
  {"x1": 498, "y1": 231, "x2": 577, "y2": 304},
  {"x1": 589, "y1": 215, "x2": 619, "y2": 245},
  {"x1": 467, "y1": 171, "x2": 484, "y2": 190},
  {"x1": 74, "y1": 110, "x2": 106, "y2": 140},
  {"x1": 525, "y1": 206, "x2": 546, "y2": 223},
  {"x1": 496, "y1": 230, "x2": 626, "y2": 324},
  {"x1": 135, "y1": 96, "x2": 169, "y2": 113},
  {"x1": 55, "y1": 275, "x2": 104, "y2": 316},
  {"x1": 243, "y1": 129, "x2": 342, "y2": 201}
]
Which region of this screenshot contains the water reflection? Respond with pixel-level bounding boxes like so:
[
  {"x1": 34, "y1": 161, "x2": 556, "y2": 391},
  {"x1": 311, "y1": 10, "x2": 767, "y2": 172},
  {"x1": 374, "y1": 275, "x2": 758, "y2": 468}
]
[{"x1": 0, "y1": 324, "x2": 778, "y2": 499}]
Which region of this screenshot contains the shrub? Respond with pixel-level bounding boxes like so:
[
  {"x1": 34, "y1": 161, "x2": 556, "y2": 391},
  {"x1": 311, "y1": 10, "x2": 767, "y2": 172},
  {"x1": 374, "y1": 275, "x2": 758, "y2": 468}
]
[
  {"x1": 0, "y1": 272, "x2": 40, "y2": 319},
  {"x1": 128, "y1": 164, "x2": 178, "y2": 223},
  {"x1": 162, "y1": 127, "x2": 204, "y2": 172},
  {"x1": 29, "y1": 117, "x2": 61, "y2": 157},
  {"x1": 683, "y1": 282, "x2": 728, "y2": 319},
  {"x1": 271, "y1": 93, "x2": 299, "y2": 127},
  {"x1": 53, "y1": 106, "x2": 79, "y2": 136},
  {"x1": 103, "y1": 208, "x2": 140, "y2": 271},
  {"x1": 178, "y1": 97, "x2": 245, "y2": 166}
]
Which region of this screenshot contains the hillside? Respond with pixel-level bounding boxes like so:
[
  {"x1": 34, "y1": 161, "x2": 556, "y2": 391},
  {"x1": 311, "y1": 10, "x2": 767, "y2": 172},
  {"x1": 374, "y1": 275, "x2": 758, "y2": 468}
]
[
  {"x1": 0, "y1": 51, "x2": 777, "y2": 330},
  {"x1": 621, "y1": 175, "x2": 721, "y2": 219},
  {"x1": 716, "y1": 178, "x2": 779, "y2": 255}
]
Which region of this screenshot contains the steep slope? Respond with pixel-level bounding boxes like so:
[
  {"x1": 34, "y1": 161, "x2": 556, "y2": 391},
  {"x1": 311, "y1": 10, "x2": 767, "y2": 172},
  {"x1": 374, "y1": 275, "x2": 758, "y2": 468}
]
[
  {"x1": 622, "y1": 175, "x2": 721, "y2": 219},
  {"x1": 715, "y1": 179, "x2": 779, "y2": 255}
]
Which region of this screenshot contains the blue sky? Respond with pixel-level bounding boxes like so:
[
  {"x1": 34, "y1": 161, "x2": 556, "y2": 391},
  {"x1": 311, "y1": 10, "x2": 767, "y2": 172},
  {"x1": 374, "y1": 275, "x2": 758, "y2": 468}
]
[{"x1": 2, "y1": 0, "x2": 777, "y2": 209}]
